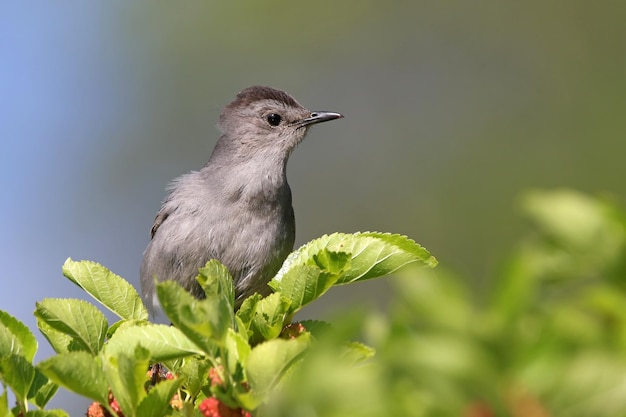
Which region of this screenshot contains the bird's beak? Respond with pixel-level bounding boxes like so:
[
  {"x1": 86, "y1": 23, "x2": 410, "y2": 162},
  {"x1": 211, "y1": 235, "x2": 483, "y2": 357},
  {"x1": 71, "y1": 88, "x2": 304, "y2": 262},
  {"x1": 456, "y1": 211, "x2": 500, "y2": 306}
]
[{"x1": 298, "y1": 111, "x2": 344, "y2": 127}]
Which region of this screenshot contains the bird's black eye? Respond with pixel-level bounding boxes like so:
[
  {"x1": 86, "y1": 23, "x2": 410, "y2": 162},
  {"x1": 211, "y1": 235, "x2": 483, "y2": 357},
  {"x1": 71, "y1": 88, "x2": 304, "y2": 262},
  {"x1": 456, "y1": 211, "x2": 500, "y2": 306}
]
[{"x1": 266, "y1": 113, "x2": 282, "y2": 126}]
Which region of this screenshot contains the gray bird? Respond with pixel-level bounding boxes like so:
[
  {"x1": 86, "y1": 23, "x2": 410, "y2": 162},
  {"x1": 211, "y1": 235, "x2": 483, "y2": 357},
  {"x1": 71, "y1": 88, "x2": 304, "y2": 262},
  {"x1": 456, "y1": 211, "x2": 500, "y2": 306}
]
[{"x1": 141, "y1": 86, "x2": 343, "y2": 313}]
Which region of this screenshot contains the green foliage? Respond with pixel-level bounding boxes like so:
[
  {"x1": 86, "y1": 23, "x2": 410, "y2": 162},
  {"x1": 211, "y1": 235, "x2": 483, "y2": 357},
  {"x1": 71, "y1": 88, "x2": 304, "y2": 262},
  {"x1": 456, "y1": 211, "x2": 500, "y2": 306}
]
[
  {"x1": 0, "y1": 232, "x2": 434, "y2": 416},
  {"x1": 38, "y1": 352, "x2": 109, "y2": 405},
  {"x1": 0, "y1": 310, "x2": 57, "y2": 413},
  {"x1": 0, "y1": 310, "x2": 37, "y2": 362},
  {"x1": 135, "y1": 378, "x2": 182, "y2": 417},
  {"x1": 104, "y1": 324, "x2": 204, "y2": 361},
  {"x1": 5, "y1": 192, "x2": 624, "y2": 416},
  {"x1": 245, "y1": 334, "x2": 311, "y2": 406},
  {"x1": 62, "y1": 259, "x2": 149, "y2": 321},
  {"x1": 264, "y1": 189, "x2": 626, "y2": 417},
  {"x1": 35, "y1": 299, "x2": 107, "y2": 355}
]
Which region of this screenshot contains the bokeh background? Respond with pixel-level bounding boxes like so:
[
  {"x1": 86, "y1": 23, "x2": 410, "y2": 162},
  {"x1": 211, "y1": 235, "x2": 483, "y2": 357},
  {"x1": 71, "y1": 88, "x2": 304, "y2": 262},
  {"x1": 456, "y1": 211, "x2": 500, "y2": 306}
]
[{"x1": 1, "y1": 2, "x2": 625, "y2": 414}]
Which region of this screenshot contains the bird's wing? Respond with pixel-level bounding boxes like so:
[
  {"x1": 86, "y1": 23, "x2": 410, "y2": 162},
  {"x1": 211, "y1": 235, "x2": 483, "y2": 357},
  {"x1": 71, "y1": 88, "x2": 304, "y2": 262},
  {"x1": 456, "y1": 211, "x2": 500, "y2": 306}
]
[{"x1": 150, "y1": 207, "x2": 170, "y2": 239}]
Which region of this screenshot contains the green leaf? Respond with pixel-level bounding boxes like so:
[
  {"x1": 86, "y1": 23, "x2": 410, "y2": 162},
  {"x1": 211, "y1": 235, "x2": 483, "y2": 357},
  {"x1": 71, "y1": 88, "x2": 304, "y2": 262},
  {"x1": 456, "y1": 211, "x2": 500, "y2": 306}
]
[
  {"x1": 341, "y1": 232, "x2": 437, "y2": 282},
  {"x1": 0, "y1": 321, "x2": 26, "y2": 362},
  {"x1": 27, "y1": 369, "x2": 58, "y2": 408},
  {"x1": 105, "y1": 323, "x2": 204, "y2": 361},
  {"x1": 236, "y1": 293, "x2": 262, "y2": 334},
  {"x1": 0, "y1": 354, "x2": 36, "y2": 406},
  {"x1": 136, "y1": 378, "x2": 182, "y2": 417},
  {"x1": 197, "y1": 260, "x2": 236, "y2": 312},
  {"x1": 161, "y1": 358, "x2": 184, "y2": 376},
  {"x1": 522, "y1": 190, "x2": 622, "y2": 252},
  {"x1": 270, "y1": 233, "x2": 437, "y2": 314},
  {"x1": 34, "y1": 298, "x2": 108, "y2": 355},
  {"x1": 0, "y1": 310, "x2": 37, "y2": 362},
  {"x1": 62, "y1": 258, "x2": 149, "y2": 321},
  {"x1": 224, "y1": 328, "x2": 251, "y2": 377},
  {"x1": 106, "y1": 319, "x2": 144, "y2": 340},
  {"x1": 178, "y1": 357, "x2": 212, "y2": 399},
  {"x1": 36, "y1": 320, "x2": 72, "y2": 354},
  {"x1": 157, "y1": 280, "x2": 230, "y2": 352},
  {"x1": 245, "y1": 334, "x2": 311, "y2": 408},
  {"x1": 104, "y1": 345, "x2": 151, "y2": 417},
  {"x1": 0, "y1": 390, "x2": 9, "y2": 417},
  {"x1": 249, "y1": 293, "x2": 291, "y2": 343},
  {"x1": 298, "y1": 320, "x2": 333, "y2": 338},
  {"x1": 234, "y1": 316, "x2": 250, "y2": 346},
  {"x1": 342, "y1": 341, "x2": 376, "y2": 364},
  {"x1": 274, "y1": 232, "x2": 437, "y2": 287},
  {"x1": 37, "y1": 351, "x2": 109, "y2": 404},
  {"x1": 269, "y1": 262, "x2": 346, "y2": 315},
  {"x1": 311, "y1": 247, "x2": 353, "y2": 275},
  {"x1": 25, "y1": 410, "x2": 70, "y2": 417}
]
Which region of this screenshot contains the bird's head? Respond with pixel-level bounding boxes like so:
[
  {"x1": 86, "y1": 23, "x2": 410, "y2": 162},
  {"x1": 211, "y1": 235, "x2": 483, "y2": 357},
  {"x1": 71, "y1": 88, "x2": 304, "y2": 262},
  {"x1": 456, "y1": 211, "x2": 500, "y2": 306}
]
[{"x1": 216, "y1": 86, "x2": 343, "y2": 161}]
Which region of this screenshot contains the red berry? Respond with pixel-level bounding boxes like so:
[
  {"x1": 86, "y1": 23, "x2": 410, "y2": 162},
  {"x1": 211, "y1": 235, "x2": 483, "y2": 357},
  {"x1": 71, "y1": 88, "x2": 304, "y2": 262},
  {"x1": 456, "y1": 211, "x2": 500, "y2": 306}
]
[
  {"x1": 208, "y1": 366, "x2": 224, "y2": 387},
  {"x1": 198, "y1": 397, "x2": 250, "y2": 417},
  {"x1": 86, "y1": 402, "x2": 106, "y2": 417},
  {"x1": 110, "y1": 398, "x2": 124, "y2": 417},
  {"x1": 199, "y1": 397, "x2": 220, "y2": 417}
]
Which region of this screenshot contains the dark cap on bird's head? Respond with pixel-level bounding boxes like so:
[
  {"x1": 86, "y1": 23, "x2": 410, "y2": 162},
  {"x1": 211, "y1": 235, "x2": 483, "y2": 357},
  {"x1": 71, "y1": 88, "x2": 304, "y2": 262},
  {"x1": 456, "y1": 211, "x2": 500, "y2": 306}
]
[
  {"x1": 227, "y1": 86, "x2": 301, "y2": 110},
  {"x1": 217, "y1": 86, "x2": 343, "y2": 138}
]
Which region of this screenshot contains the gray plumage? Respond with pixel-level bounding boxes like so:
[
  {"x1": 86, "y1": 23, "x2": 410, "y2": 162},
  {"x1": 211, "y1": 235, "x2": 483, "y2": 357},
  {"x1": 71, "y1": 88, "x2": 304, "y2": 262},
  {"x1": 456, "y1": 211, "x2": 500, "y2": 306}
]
[{"x1": 140, "y1": 86, "x2": 342, "y2": 313}]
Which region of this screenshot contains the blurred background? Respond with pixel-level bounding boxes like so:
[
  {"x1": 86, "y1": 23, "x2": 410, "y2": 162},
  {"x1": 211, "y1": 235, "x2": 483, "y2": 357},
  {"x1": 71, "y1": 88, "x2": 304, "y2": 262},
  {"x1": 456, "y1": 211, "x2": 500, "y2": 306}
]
[{"x1": 1, "y1": 1, "x2": 625, "y2": 415}]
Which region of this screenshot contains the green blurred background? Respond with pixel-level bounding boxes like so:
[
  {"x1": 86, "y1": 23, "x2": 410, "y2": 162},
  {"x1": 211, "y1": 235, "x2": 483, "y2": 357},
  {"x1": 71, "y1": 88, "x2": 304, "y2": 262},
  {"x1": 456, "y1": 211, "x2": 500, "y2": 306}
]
[{"x1": 2, "y1": 1, "x2": 625, "y2": 415}]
